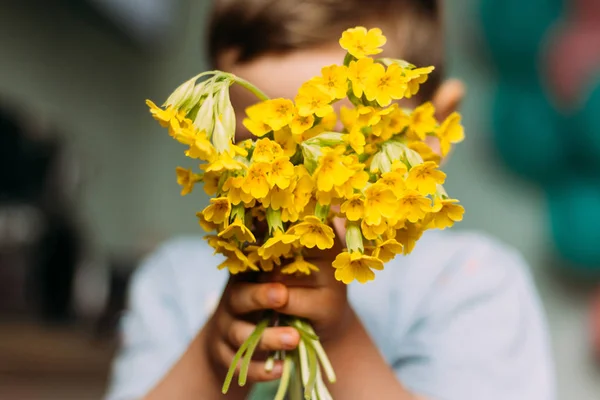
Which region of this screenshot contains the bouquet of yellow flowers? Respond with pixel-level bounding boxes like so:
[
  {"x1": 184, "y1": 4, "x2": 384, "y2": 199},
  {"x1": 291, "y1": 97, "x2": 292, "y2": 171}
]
[{"x1": 146, "y1": 27, "x2": 464, "y2": 400}]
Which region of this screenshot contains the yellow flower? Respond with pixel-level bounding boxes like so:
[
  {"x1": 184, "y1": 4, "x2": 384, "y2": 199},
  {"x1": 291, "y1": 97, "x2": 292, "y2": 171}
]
[
  {"x1": 261, "y1": 185, "x2": 295, "y2": 210},
  {"x1": 218, "y1": 217, "x2": 256, "y2": 243},
  {"x1": 314, "y1": 65, "x2": 349, "y2": 100},
  {"x1": 201, "y1": 152, "x2": 245, "y2": 172},
  {"x1": 281, "y1": 255, "x2": 319, "y2": 275},
  {"x1": 217, "y1": 247, "x2": 260, "y2": 274},
  {"x1": 430, "y1": 198, "x2": 465, "y2": 229},
  {"x1": 287, "y1": 216, "x2": 335, "y2": 250},
  {"x1": 372, "y1": 239, "x2": 403, "y2": 262},
  {"x1": 361, "y1": 219, "x2": 388, "y2": 240},
  {"x1": 247, "y1": 247, "x2": 282, "y2": 272},
  {"x1": 404, "y1": 66, "x2": 435, "y2": 99},
  {"x1": 185, "y1": 136, "x2": 217, "y2": 162},
  {"x1": 437, "y1": 112, "x2": 465, "y2": 157},
  {"x1": 406, "y1": 161, "x2": 446, "y2": 195},
  {"x1": 170, "y1": 118, "x2": 197, "y2": 144},
  {"x1": 268, "y1": 157, "x2": 295, "y2": 189},
  {"x1": 289, "y1": 113, "x2": 315, "y2": 135},
  {"x1": 175, "y1": 167, "x2": 202, "y2": 196},
  {"x1": 196, "y1": 211, "x2": 218, "y2": 232},
  {"x1": 202, "y1": 171, "x2": 219, "y2": 196},
  {"x1": 315, "y1": 189, "x2": 337, "y2": 206},
  {"x1": 252, "y1": 138, "x2": 284, "y2": 163},
  {"x1": 291, "y1": 173, "x2": 314, "y2": 212},
  {"x1": 146, "y1": 99, "x2": 178, "y2": 128},
  {"x1": 295, "y1": 82, "x2": 334, "y2": 117},
  {"x1": 395, "y1": 222, "x2": 424, "y2": 255},
  {"x1": 374, "y1": 106, "x2": 410, "y2": 138},
  {"x1": 217, "y1": 257, "x2": 251, "y2": 275},
  {"x1": 335, "y1": 169, "x2": 369, "y2": 199},
  {"x1": 398, "y1": 190, "x2": 431, "y2": 223},
  {"x1": 243, "y1": 102, "x2": 273, "y2": 137},
  {"x1": 339, "y1": 27, "x2": 387, "y2": 59},
  {"x1": 347, "y1": 57, "x2": 375, "y2": 98},
  {"x1": 408, "y1": 142, "x2": 441, "y2": 164},
  {"x1": 313, "y1": 147, "x2": 354, "y2": 192},
  {"x1": 201, "y1": 197, "x2": 232, "y2": 224},
  {"x1": 274, "y1": 127, "x2": 297, "y2": 157},
  {"x1": 378, "y1": 170, "x2": 407, "y2": 197},
  {"x1": 391, "y1": 160, "x2": 408, "y2": 174},
  {"x1": 340, "y1": 194, "x2": 364, "y2": 221},
  {"x1": 222, "y1": 176, "x2": 254, "y2": 205},
  {"x1": 364, "y1": 63, "x2": 407, "y2": 107},
  {"x1": 344, "y1": 129, "x2": 366, "y2": 154},
  {"x1": 258, "y1": 230, "x2": 299, "y2": 259},
  {"x1": 407, "y1": 102, "x2": 437, "y2": 140},
  {"x1": 243, "y1": 162, "x2": 271, "y2": 198},
  {"x1": 363, "y1": 184, "x2": 398, "y2": 225},
  {"x1": 332, "y1": 251, "x2": 384, "y2": 284},
  {"x1": 263, "y1": 98, "x2": 295, "y2": 130}
]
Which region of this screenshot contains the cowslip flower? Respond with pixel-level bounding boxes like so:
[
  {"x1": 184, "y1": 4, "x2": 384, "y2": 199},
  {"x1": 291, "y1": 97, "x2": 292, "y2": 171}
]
[
  {"x1": 406, "y1": 161, "x2": 446, "y2": 195},
  {"x1": 430, "y1": 198, "x2": 465, "y2": 229},
  {"x1": 314, "y1": 65, "x2": 349, "y2": 100},
  {"x1": 175, "y1": 167, "x2": 202, "y2": 196},
  {"x1": 437, "y1": 112, "x2": 465, "y2": 156},
  {"x1": 295, "y1": 82, "x2": 334, "y2": 117},
  {"x1": 258, "y1": 230, "x2": 299, "y2": 259},
  {"x1": 364, "y1": 63, "x2": 407, "y2": 107},
  {"x1": 243, "y1": 163, "x2": 271, "y2": 199},
  {"x1": 339, "y1": 27, "x2": 386, "y2": 59},
  {"x1": 404, "y1": 66, "x2": 435, "y2": 99},
  {"x1": 218, "y1": 217, "x2": 256, "y2": 243},
  {"x1": 281, "y1": 256, "x2": 319, "y2": 275},
  {"x1": 287, "y1": 216, "x2": 335, "y2": 250},
  {"x1": 347, "y1": 57, "x2": 375, "y2": 98},
  {"x1": 201, "y1": 197, "x2": 231, "y2": 224},
  {"x1": 332, "y1": 251, "x2": 384, "y2": 284},
  {"x1": 407, "y1": 102, "x2": 437, "y2": 140}
]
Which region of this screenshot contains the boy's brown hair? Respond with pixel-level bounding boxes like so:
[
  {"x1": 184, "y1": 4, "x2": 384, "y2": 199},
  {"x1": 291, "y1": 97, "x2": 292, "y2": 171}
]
[{"x1": 207, "y1": 0, "x2": 443, "y2": 101}]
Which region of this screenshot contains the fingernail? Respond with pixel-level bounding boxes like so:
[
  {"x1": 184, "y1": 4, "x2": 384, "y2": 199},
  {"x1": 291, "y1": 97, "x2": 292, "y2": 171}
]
[
  {"x1": 268, "y1": 287, "x2": 282, "y2": 305},
  {"x1": 281, "y1": 333, "x2": 295, "y2": 347}
]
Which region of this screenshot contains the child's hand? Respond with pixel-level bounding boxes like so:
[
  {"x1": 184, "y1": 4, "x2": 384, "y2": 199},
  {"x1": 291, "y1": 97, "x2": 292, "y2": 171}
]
[{"x1": 204, "y1": 253, "x2": 353, "y2": 384}]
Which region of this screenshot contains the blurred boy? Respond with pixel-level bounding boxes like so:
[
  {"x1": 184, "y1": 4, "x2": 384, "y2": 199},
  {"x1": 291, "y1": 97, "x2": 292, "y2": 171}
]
[{"x1": 106, "y1": 1, "x2": 555, "y2": 399}]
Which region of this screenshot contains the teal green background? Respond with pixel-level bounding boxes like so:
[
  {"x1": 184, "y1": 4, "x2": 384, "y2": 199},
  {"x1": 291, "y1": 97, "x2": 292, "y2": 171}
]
[{"x1": 0, "y1": 1, "x2": 599, "y2": 398}]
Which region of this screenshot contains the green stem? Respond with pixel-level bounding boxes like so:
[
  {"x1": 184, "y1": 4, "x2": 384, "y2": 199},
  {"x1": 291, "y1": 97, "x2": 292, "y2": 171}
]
[
  {"x1": 301, "y1": 321, "x2": 336, "y2": 384},
  {"x1": 305, "y1": 341, "x2": 318, "y2": 399},
  {"x1": 274, "y1": 354, "x2": 293, "y2": 400},
  {"x1": 231, "y1": 75, "x2": 270, "y2": 101},
  {"x1": 238, "y1": 319, "x2": 269, "y2": 386},
  {"x1": 222, "y1": 330, "x2": 254, "y2": 393},
  {"x1": 314, "y1": 203, "x2": 330, "y2": 222},
  {"x1": 290, "y1": 352, "x2": 304, "y2": 400}
]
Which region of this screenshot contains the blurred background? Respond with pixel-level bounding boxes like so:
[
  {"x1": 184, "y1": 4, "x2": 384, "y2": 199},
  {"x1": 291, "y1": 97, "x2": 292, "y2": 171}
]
[{"x1": 1, "y1": 0, "x2": 599, "y2": 399}]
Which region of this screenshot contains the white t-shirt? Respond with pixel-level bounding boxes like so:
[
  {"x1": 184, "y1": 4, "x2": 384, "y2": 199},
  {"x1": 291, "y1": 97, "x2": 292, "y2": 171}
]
[{"x1": 106, "y1": 230, "x2": 555, "y2": 400}]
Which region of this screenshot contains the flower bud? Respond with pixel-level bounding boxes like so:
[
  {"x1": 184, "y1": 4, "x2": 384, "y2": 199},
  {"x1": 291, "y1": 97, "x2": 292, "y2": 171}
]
[
  {"x1": 377, "y1": 58, "x2": 415, "y2": 69},
  {"x1": 304, "y1": 132, "x2": 345, "y2": 147},
  {"x1": 164, "y1": 76, "x2": 196, "y2": 109},
  {"x1": 217, "y1": 87, "x2": 236, "y2": 143},
  {"x1": 370, "y1": 151, "x2": 392, "y2": 174},
  {"x1": 194, "y1": 94, "x2": 215, "y2": 138},
  {"x1": 345, "y1": 221, "x2": 364, "y2": 253},
  {"x1": 300, "y1": 142, "x2": 322, "y2": 174},
  {"x1": 212, "y1": 118, "x2": 230, "y2": 153}
]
